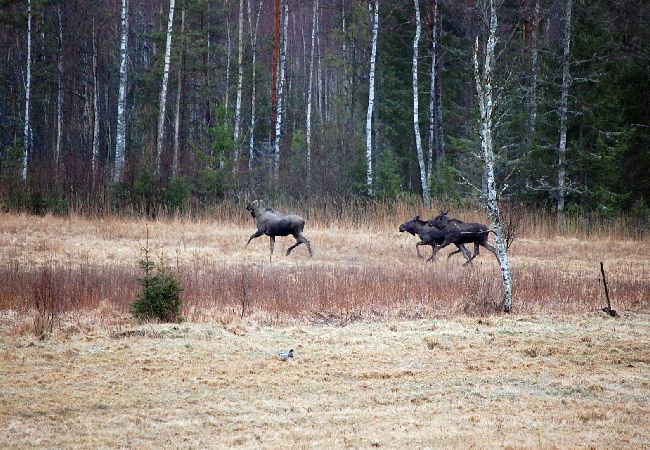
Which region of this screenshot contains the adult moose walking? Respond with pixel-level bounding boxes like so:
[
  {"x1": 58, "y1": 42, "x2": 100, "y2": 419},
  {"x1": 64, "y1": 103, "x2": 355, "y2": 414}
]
[
  {"x1": 399, "y1": 215, "x2": 472, "y2": 262},
  {"x1": 427, "y1": 211, "x2": 499, "y2": 266},
  {"x1": 245, "y1": 200, "x2": 313, "y2": 261}
]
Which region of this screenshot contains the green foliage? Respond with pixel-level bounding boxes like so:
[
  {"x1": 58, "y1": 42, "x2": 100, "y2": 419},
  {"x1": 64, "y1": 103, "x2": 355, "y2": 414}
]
[
  {"x1": 133, "y1": 159, "x2": 160, "y2": 216},
  {"x1": 130, "y1": 238, "x2": 183, "y2": 323},
  {"x1": 195, "y1": 106, "x2": 233, "y2": 201},
  {"x1": 0, "y1": 139, "x2": 26, "y2": 210},
  {"x1": 374, "y1": 148, "x2": 402, "y2": 199},
  {"x1": 163, "y1": 176, "x2": 190, "y2": 211},
  {"x1": 430, "y1": 157, "x2": 461, "y2": 203}
]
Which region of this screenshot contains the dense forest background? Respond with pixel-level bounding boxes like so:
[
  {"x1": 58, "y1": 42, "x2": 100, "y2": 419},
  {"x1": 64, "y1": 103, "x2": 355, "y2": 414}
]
[{"x1": 0, "y1": 0, "x2": 648, "y2": 221}]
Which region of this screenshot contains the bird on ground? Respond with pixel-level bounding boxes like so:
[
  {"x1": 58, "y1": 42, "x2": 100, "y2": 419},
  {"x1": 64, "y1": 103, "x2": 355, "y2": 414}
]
[{"x1": 277, "y1": 349, "x2": 294, "y2": 361}]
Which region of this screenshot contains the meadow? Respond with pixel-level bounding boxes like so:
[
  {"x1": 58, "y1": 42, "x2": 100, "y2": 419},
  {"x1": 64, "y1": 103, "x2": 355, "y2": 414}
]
[{"x1": 0, "y1": 203, "x2": 649, "y2": 448}]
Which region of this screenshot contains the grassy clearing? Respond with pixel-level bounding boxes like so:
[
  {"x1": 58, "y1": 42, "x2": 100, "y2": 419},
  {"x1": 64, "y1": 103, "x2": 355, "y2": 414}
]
[
  {"x1": 1, "y1": 313, "x2": 649, "y2": 448},
  {"x1": 0, "y1": 211, "x2": 648, "y2": 447}
]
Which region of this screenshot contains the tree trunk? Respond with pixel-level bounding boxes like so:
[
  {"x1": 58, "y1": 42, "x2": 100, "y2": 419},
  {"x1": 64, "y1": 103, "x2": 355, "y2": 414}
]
[
  {"x1": 306, "y1": 0, "x2": 318, "y2": 191},
  {"x1": 365, "y1": 0, "x2": 379, "y2": 195},
  {"x1": 55, "y1": 5, "x2": 64, "y2": 176},
  {"x1": 233, "y1": 0, "x2": 244, "y2": 167},
  {"x1": 92, "y1": 17, "x2": 100, "y2": 184},
  {"x1": 172, "y1": 3, "x2": 186, "y2": 178},
  {"x1": 273, "y1": 0, "x2": 288, "y2": 180},
  {"x1": 529, "y1": 0, "x2": 539, "y2": 135},
  {"x1": 426, "y1": 0, "x2": 439, "y2": 176},
  {"x1": 114, "y1": 0, "x2": 129, "y2": 183},
  {"x1": 155, "y1": 0, "x2": 176, "y2": 176},
  {"x1": 224, "y1": 0, "x2": 231, "y2": 114},
  {"x1": 412, "y1": 0, "x2": 431, "y2": 207},
  {"x1": 247, "y1": 0, "x2": 262, "y2": 171},
  {"x1": 271, "y1": 0, "x2": 280, "y2": 140},
  {"x1": 557, "y1": 0, "x2": 572, "y2": 223},
  {"x1": 22, "y1": 0, "x2": 32, "y2": 181},
  {"x1": 473, "y1": 0, "x2": 512, "y2": 313}
]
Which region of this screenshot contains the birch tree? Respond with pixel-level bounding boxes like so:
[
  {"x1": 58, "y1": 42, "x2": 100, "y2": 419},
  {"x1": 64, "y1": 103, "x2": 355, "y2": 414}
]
[
  {"x1": 233, "y1": 0, "x2": 245, "y2": 167},
  {"x1": 306, "y1": 0, "x2": 318, "y2": 189},
  {"x1": 271, "y1": 0, "x2": 280, "y2": 139},
  {"x1": 528, "y1": 0, "x2": 539, "y2": 135},
  {"x1": 247, "y1": 0, "x2": 262, "y2": 170},
  {"x1": 426, "y1": 0, "x2": 440, "y2": 175},
  {"x1": 557, "y1": 0, "x2": 572, "y2": 222},
  {"x1": 155, "y1": 0, "x2": 176, "y2": 176},
  {"x1": 473, "y1": 0, "x2": 513, "y2": 312},
  {"x1": 113, "y1": 0, "x2": 129, "y2": 183},
  {"x1": 22, "y1": 0, "x2": 32, "y2": 181},
  {"x1": 365, "y1": 0, "x2": 379, "y2": 195},
  {"x1": 224, "y1": 0, "x2": 231, "y2": 114},
  {"x1": 172, "y1": 3, "x2": 186, "y2": 178},
  {"x1": 92, "y1": 17, "x2": 100, "y2": 182},
  {"x1": 412, "y1": 0, "x2": 431, "y2": 207},
  {"x1": 55, "y1": 5, "x2": 64, "y2": 174},
  {"x1": 273, "y1": 0, "x2": 289, "y2": 180}
]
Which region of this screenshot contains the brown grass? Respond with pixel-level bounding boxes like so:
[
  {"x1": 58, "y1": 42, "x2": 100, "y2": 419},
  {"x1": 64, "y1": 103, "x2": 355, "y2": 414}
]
[
  {"x1": 1, "y1": 210, "x2": 649, "y2": 447},
  {"x1": 0, "y1": 313, "x2": 648, "y2": 448}
]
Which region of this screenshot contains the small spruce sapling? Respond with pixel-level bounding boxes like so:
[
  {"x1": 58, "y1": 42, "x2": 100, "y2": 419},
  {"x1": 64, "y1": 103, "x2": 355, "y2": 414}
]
[{"x1": 130, "y1": 228, "x2": 183, "y2": 322}]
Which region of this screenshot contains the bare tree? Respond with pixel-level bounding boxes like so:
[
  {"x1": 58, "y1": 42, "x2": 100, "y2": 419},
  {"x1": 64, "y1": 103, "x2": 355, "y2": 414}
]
[
  {"x1": 473, "y1": 0, "x2": 513, "y2": 312},
  {"x1": 247, "y1": 0, "x2": 263, "y2": 171},
  {"x1": 172, "y1": 3, "x2": 186, "y2": 178},
  {"x1": 233, "y1": 0, "x2": 245, "y2": 168},
  {"x1": 55, "y1": 5, "x2": 64, "y2": 175},
  {"x1": 365, "y1": 0, "x2": 380, "y2": 195},
  {"x1": 306, "y1": 0, "x2": 319, "y2": 190},
  {"x1": 113, "y1": 0, "x2": 129, "y2": 183},
  {"x1": 412, "y1": 0, "x2": 431, "y2": 207},
  {"x1": 92, "y1": 17, "x2": 100, "y2": 184},
  {"x1": 22, "y1": 0, "x2": 32, "y2": 181},
  {"x1": 273, "y1": 0, "x2": 289, "y2": 180},
  {"x1": 557, "y1": 0, "x2": 572, "y2": 223},
  {"x1": 155, "y1": 0, "x2": 176, "y2": 176},
  {"x1": 426, "y1": 0, "x2": 438, "y2": 177},
  {"x1": 528, "y1": 0, "x2": 540, "y2": 134},
  {"x1": 271, "y1": 0, "x2": 280, "y2": 140}
]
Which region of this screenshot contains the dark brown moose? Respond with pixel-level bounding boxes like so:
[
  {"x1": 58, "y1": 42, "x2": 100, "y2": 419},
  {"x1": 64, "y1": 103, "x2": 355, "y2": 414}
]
[
  {"x1": 399, "y1": 216, "x2": 472, "y2": 262},
  {"x1": 245, "y1": 200, "x2": 313, "y2": 261},
  {"x1": 427, "y1": 211, "x2": 499, "y2": 266}
]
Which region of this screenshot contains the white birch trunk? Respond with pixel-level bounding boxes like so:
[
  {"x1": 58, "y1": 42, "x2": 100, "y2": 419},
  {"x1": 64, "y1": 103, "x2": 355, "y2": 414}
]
[
  {"x1": 306, "y1": 0, "x2": 318, "y2": 190},
  {"x1": 272, "y1": 0, "x2": 289, "y2": 180},
  {"x1": 426, "y1": 0, "x2": 437, "y2": 176},
  {"x1": 22, "y1": 0, "x2": 32, "y2": 181},
  {"x1": 557, "y1": 0, "x2": 572, "y2": 220},
  {"x1": 172, "y1": 4, "x2": 186, "y2": 178},
  {"x1": 55, "y1": 6, "x2": 64, "y2": 174},
  {"x1": 316, "y1": 5, "x2": 323, "y2": 123},
  {"x1": 412, "y1": 0, "x2": 430, "y2": 207},
  {"x1": 155, "y1": 0, "x2": 176, "y2": 175},
  {"x1": 113, "y1": 0, "x2": 129, "y2": 183},
  {"x1": 225, "y1": 0, "x2": 231, "y2": 114},
  {"x1": 529, "y1": 0, "x2": 539, "y2": 134},
  {"x1": 247, "y1": 0, "x2": 262, "y2": 171},
  {"x1": 233, "y1": 0, "x2": 245, "y2": 167},
  {"x1": 473, "y1": 1, "x2": 513, "y2": 312},
  {"x1": 92, "y1": 17, "x2": 100, "y2": 181},
  {"x1": 365, "y1": 0, "x2": 379, "y2": 195}
]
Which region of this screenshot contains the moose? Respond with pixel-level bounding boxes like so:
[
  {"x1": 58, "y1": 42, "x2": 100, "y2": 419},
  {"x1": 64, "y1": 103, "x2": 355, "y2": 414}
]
[
  {"x1": 245, "y1": 200, "x2": 313, "y2": 261},
  {"x1": 399, "y1": 215, "x2": 472, "y2": 262},
  {"x1": 427, "y1": 211, "x2": 499, "y2": 265}
]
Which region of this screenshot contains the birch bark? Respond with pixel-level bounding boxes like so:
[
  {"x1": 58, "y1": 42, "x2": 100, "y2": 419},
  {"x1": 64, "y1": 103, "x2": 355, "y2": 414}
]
[
  {"x1": 224, "y1": 0, "x2": 231, "y2": 114},
  {"x1": 55, "y1": 5, "x2": 64, "y2": 174},
  {"x1": 22, "y1": 0, "x2": 32, "y2": 181},
  {"x1": 529, "y1": 0, "x2": 539, "y2": 134},
  {"x1": 426, "y1": 0, "x2": 437, "y2": 177},
  {"x1": 306, "y1": 0, "x2": 318, "y2": 190},
  {"x1": 172, "y1": 4, "x2": 186, "y2": 178},
  {"x1": 365, "y1": 0, "x2": 379, "y2": 195},
  {"x1": 233, "y1": 0, "x2": 245, "y2": 165},
  {"x1": 272, "y1": 0, "x2": 288, "y2": 180},
  {"x1": 412, "y1": 0, "x2": 431, "y2": 207},
  {"x1": 155, "y1": 0, "x2": 176, "y2": 175},
  {"x1": 113, "y1": 0, "x2": 129, "y2": 183},
  {"x1": 247, "y1": 0, "x2": 262, "y2": 170},
  {"x1": 92, "y1": 17, "x2": 100, "y2": 181},
  {"x1": 557, "y1": 0, "x2": 572, "y2": 221},
  {"x1": 473, "y1": 0, "x2": 513, "y2": 312}
]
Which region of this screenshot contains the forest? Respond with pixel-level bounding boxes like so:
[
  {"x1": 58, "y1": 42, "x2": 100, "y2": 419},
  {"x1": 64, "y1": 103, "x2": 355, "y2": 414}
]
[{"x1": 0, "y1": 0, "x2": 648, "y2": 221}]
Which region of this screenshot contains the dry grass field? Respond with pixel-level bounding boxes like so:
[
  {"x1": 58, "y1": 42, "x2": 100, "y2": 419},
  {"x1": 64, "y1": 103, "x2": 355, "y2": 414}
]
[{"x1": 0, "y1": 208, "x2": 649, "y2": 448}]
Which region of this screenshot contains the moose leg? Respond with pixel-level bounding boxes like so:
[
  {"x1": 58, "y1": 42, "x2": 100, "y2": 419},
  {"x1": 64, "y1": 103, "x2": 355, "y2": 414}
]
[
  {"x1": 245, "y1": 230, "x2": 264, "y2": 247},
  {"x1": 287, "y1": 233, "x2": 312, "y2": 257},
  {"x1": 269, "y1": 236, "x2": 276, "y2": 261},
  {"x1": 427, "y1": 240, "x2": 450, "y2": 262},
  {"x1": 481, "y1": 242, "x2": 500, "y2": 262},
  {"x1": 416, "y1": 241, "x2": 427, "y2": 258}
]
